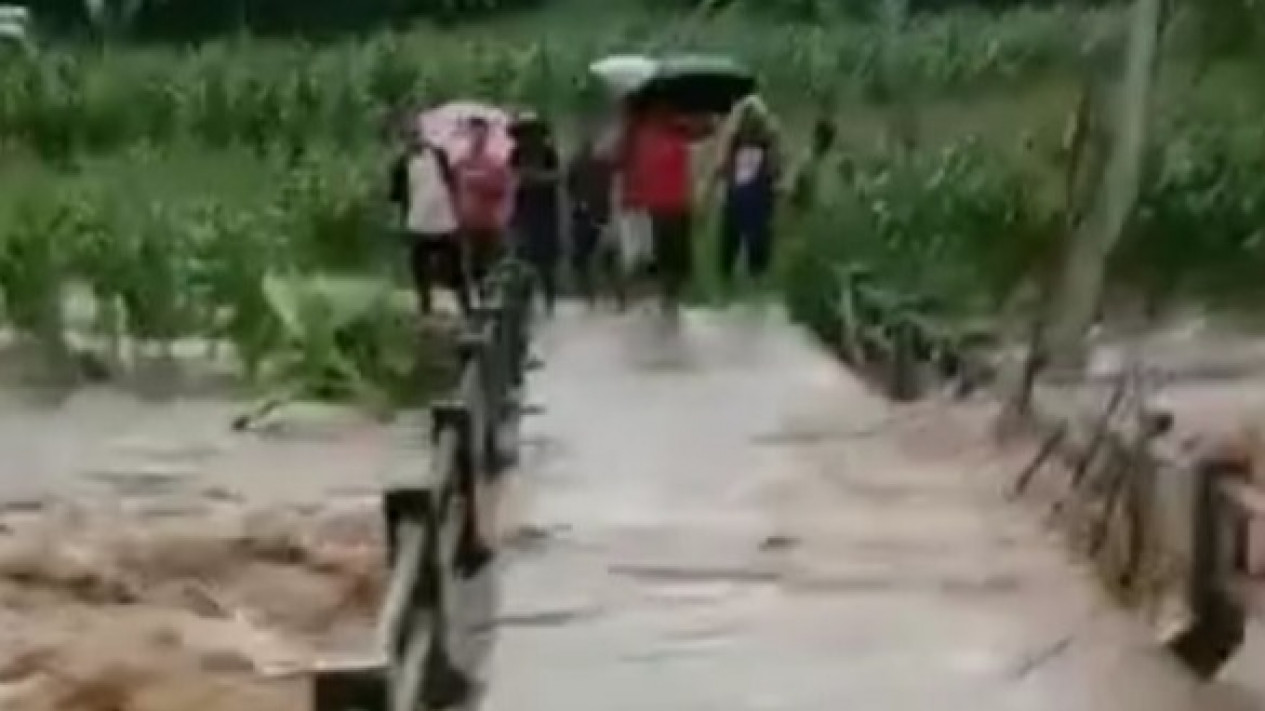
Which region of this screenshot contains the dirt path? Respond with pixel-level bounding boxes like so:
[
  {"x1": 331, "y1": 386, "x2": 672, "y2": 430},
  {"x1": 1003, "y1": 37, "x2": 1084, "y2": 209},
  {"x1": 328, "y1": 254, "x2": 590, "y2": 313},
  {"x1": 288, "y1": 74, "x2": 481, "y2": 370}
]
[{"x1": 483, "y1": 305, "x2": 1264, "y2": 711}]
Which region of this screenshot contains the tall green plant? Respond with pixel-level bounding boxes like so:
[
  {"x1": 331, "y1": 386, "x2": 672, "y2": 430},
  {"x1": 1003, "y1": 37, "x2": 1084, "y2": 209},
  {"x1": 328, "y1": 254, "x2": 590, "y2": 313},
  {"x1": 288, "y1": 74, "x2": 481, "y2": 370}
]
[
  {"x1": 783, "y1": 140, "x2": 1054, "y2": 337},
  {"x1": 1118, "y1": 124, "x2": 1265, "y2": 312},
  {"x1": 0, "y1": 189, "x2": 77, "y2": 377},
  {"x1": 0, "y1": 8, "x2": 1106, "y2": 158},
  {"x1": 277, "y1": 149, "x2": 382, "y2": 272},
  {"x1": 252, "y1": 273, "x2": 435, "y2": 415}
]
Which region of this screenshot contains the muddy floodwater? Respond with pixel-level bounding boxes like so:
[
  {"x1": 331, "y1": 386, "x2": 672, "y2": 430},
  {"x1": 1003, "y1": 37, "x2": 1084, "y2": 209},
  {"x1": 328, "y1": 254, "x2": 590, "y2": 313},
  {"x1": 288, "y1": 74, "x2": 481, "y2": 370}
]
[
  {"x1": 0, "y1": 384, "x2": 424, "y2": 709},
  {"x1": 0, "y1": 304, "x2": 1262, "y2": 710}
]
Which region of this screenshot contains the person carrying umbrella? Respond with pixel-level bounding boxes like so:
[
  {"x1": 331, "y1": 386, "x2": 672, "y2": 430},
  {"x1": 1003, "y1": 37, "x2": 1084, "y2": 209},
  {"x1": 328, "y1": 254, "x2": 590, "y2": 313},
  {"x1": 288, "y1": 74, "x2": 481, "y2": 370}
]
[
  {"x1": 593, "y1": 53, "x2": 756, "y2": 313},
  {"x1": 710, "y1": 95, "x2": 783, "y2": 288},
  {"x1": 453, "y1": 116, "x2": 513, "y2": 299},
  {"x1": 618, "y1": 107, "x2": 697, "y2": 313},
  {"x1": 388, "y1": 122, "x2": 464, "y2": 317}
]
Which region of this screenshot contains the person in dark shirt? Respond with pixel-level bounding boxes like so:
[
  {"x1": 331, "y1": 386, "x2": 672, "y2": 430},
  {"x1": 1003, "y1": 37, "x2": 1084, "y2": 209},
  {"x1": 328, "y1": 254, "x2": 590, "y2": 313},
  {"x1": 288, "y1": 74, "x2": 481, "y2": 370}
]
[
  {"x1": 565, "y1": 122, "x2": 616, "y2": 306},
  {"x1": 510, "y1": 114, "x2": 563, "y2": 314}
]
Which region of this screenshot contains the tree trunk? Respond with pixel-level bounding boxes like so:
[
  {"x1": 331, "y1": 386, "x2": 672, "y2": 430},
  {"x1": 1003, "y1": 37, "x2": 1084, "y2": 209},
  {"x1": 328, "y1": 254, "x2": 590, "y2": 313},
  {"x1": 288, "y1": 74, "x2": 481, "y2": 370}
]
[{"x1": 1044, "y1": 0, "x2": 1163, "y2": 372}]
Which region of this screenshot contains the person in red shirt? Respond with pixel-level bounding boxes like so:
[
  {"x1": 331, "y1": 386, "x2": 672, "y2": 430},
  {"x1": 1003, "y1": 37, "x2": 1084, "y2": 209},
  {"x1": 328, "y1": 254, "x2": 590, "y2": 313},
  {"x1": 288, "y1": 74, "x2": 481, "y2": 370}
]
[
  {"x1": 453, "y1": 117, "x2": 512, "y2": 301},
  {"x1": 618, "y1": 109, "x2": 695, "y2": 310}
]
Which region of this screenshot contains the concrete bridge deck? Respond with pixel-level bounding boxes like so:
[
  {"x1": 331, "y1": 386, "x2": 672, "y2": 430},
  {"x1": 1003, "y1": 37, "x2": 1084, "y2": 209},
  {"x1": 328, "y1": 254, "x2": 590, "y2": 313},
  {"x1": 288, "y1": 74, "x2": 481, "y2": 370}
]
[{"x1": 478, "y1": 305, "x2": 1263, "y2": 711}]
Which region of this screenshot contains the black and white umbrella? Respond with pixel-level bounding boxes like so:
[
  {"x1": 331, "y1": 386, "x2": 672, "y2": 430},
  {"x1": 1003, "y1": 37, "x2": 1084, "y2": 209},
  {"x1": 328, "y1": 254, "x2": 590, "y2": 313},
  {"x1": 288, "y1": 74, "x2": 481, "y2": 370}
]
[{"x1": 589, "y1": 53, "x2": 757, "y2": 115}]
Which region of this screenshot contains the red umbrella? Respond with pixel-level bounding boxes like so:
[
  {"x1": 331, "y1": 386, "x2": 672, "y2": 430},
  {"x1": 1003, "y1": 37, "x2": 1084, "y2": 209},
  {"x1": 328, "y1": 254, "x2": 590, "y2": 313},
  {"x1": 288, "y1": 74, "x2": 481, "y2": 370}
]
[{"x1": 416, "y1": 101, "x2": 515, "y2": 163}]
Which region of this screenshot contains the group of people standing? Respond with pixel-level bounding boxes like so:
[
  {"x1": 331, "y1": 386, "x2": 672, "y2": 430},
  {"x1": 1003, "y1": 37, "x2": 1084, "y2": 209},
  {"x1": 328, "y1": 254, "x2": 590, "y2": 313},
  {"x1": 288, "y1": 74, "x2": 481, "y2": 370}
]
[
  {"x1": 389, "y1": 113, "x2": 553, "y2": 316},
  {"x1": 390, "y1": 95, "x2": 786, "y2": 320}
]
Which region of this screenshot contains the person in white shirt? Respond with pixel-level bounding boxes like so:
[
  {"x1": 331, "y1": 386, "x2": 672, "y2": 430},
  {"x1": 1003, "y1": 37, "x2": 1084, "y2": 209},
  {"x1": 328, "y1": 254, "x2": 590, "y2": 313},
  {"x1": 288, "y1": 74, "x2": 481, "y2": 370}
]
[
  {"x1": 389, "y1": 127, "x2": 469, "y2": 315},
  {"x1": 710, "y1": 96, "x2": 783, "y2": 289}
]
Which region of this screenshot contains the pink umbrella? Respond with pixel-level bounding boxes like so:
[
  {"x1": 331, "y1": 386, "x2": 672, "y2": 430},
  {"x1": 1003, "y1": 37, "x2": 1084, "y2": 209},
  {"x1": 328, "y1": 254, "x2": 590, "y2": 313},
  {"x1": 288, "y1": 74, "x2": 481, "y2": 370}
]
[{"x1": 416, "y1": 101, "x2": 515, "y2": 163}]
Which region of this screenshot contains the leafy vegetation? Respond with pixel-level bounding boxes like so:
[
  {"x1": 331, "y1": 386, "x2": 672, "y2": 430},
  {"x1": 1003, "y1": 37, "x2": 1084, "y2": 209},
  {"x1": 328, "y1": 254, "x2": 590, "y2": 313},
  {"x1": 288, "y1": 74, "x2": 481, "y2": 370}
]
[
  {"x1": 781, "y1": 140, "x2": 1056, "y2": 335},
  {"x1": 0, "y1": 145, "x2": 447, "y2": 410},
  {"x1": 1118, "y1": 121, "x2": 1265, "y2": 313},
  {"x1": 4, "y1": 1, "x2": 1265, "y2": 403},
  {"x1": 782, "y1": 111, "x2": 1265, "y2": 342},
  {"x1": 1, "y1": 7, "x2": 1108, "y2": 161}
]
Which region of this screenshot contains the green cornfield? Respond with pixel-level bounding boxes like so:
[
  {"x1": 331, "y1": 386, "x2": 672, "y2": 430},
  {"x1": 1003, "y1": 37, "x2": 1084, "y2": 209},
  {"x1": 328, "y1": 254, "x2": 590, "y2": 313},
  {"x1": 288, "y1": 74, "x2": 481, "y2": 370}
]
[
  {"x1": 0, "y1": 7, "x2": 1107, "y2": 159},
  {"x1": 2, "y1": 4, "x2": 1265, "y2": 406}
]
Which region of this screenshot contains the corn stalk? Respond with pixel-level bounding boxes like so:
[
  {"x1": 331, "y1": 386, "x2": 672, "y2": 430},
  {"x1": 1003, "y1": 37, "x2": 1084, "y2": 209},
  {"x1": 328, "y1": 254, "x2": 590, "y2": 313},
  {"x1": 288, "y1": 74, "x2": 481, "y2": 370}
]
[
  {"x1": 0, "y1": 194, "x2": 76, "y2": 383},
  {"x1": 879, "y1": 0, "x2": 918, "y2": 154}
]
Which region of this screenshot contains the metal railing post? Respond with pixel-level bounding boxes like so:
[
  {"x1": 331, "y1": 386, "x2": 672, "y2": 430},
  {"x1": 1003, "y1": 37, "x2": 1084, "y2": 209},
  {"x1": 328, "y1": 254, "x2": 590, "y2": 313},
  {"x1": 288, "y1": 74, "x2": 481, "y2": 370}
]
[
  {"x1": 313, "y1": 665, "x2": 388, "y2": 711},
  {"x1": 831, "y1": 262, "x2": 992, "y2": 403},
  {"x1": 1166, "y1": 460, "x2": 1247, "y2": 679},
  {"x1": 834, "y1": 265, "x2": 867, "y2": 366},
  {"x1": 470, "y1": 302, "x2": 511, "y2": 476},
  {"x1": 379, "y1": 489, "x2": 436, "y2": 659},
  {"x1": 312, "y1": 256, "x2": 536, "y2": 711},
  {"x1": 433, "y1": 401, "x2": 492, "y2": 580},
  {"x1": 889, "y1": 315, "x2": 920, "y2": 402}
]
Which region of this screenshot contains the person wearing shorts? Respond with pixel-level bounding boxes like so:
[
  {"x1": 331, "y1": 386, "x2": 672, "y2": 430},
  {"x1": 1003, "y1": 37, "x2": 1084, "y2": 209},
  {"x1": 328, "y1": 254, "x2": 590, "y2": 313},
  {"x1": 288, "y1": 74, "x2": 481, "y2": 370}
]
[{"x1": 389, "y1": 127, "x2": 464, "y2": 316}]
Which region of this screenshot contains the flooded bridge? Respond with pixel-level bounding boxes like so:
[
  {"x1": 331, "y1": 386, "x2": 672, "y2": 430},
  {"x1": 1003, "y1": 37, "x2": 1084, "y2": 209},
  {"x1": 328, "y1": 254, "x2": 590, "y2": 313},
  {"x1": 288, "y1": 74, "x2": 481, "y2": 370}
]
[
  {"x1": 476, "y1": 306, "x2": 1262, "y2": 711},
  {"x1": 310, "y1": 284, "x2": 1264, "y2": 711}
]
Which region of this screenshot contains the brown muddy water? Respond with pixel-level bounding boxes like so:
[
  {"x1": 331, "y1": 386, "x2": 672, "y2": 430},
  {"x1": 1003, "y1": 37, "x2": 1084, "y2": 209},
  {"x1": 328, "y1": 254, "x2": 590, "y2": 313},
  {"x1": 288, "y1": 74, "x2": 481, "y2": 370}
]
[{"x1": 0, "y1": 387, "x2": 425, "y2": 709}]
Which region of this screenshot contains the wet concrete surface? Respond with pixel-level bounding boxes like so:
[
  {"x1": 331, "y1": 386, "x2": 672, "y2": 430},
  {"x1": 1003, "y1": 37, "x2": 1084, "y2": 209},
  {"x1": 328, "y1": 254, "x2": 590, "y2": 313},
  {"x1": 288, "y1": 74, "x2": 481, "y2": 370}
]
[{"x1": 478, "y1": 304, "x2": 1264, "y2": 711}]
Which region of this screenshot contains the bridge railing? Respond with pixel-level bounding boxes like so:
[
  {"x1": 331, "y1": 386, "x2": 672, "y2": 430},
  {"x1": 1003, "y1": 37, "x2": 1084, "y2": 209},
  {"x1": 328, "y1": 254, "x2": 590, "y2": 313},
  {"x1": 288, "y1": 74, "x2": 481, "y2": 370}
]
[
  {"x1": 831, "y1": 263, "x2": 996, "y2": 402},
  {"x1": 1211, "y1": 476, "x2": 1265, "y2": 613},
  {"x1": 1171, "y1": 457, "x2": 1265, "y2": 678},
  {"x1": 826, "y1": 261, "x2": 1265, "y2": 678},
  {"x1": 312, "y1": 259, "x2": 534, "y2": 711}
]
